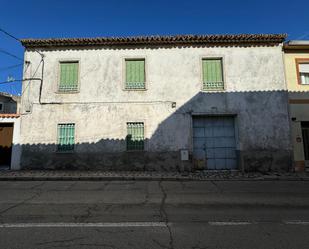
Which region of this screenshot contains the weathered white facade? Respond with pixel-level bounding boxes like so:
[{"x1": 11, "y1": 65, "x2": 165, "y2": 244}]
[{"x1": 20, "y1": 34, "x2": 292, "y2": 171}]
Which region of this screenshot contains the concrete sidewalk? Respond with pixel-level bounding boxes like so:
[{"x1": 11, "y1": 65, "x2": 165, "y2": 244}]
[{"x1": 0, "y1": 169, "x2": 309, "y2": 181}]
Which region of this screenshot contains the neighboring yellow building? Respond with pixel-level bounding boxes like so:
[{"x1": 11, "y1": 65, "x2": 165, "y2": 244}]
[{"x1": 284, "y1": 41, "x2": 309, "y2": 171}]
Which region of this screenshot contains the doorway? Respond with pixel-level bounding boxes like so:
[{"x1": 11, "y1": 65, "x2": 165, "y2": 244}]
[
  {"x1": 301, "y1": 122, "x2": 309, "y2": 169},
  {"x1": 0, "y1": 123, "x2": 14, "y2": 169},
  {"x1": 193, "y1": 116, "x2": 237, "y2": 170}
]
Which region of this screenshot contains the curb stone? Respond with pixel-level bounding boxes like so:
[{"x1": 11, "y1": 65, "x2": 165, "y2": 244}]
[
  {"x1": 0, "y1": 176, "x2": 309, "y2": 181},
  {"x1": 0, "y1": 170, "x2": 309, "y2": 181}
]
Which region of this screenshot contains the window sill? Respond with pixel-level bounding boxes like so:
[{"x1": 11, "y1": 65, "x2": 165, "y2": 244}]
[
  {"x1": 201, "y1": 89, "x2": 225, "y2": 92},
  {"x1": 55, "y1": 150, "x2": 75, "y2": 154},
  {"x1": 123, "y1": 88, "x2": 147, "y2": 91},
  {"x1": 55, "y1": 91, "x2": 80, "y2": 94}
]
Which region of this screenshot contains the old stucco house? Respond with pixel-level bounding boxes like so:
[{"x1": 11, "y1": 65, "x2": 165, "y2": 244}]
[
  {"x1": 284, "y1": 40, "x2": 309, "y2": 172},
  {"x1": 0, "y1": 92, "x2": 21, "y2": 169},
  {"x1": 19, "y1": 34, "x2": 291, "y2": 172}
]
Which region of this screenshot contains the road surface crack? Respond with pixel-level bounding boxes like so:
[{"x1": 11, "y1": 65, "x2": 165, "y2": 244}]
[
  {"x1": 142, "y1": 184, "x2": 150, "y2": 205},
  {"x1": 75, "y1": 203, "x2": 99, "y2": 222},
  {"x1": 101, "y1": 181, "x2": 110, "y2": 190},
  {"x1": 158, "y1": 180, "x2": 174, "y2": 249},
  {"x1": 211, "y1": 181, "x2": 222, "y2": 193},
  {"x1": 152, "y1": 238, "x2": 170, "y2": 249},
  {"x1": 30, "y1": 181, "x2": 46, "y2": 190},
  {"x1": 36, "y1": 236, "x2": 85, "y2": 245},
  {"x1": 65, "y1": 182, "x2": 77, "y2": 190},
  {"x1": 0, "y1": 183, "x2": 45, "y2": 216},
  {"x1": 78, "y1": 243, "x2": 117, "y2": 248}
]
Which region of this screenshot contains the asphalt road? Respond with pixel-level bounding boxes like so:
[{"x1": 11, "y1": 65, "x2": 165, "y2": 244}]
[{"x1": 0, "y1": 180, "x2": 309, "y2": 249}]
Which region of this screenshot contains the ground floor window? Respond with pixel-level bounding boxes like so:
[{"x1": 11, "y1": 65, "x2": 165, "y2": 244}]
[
  {"x1": 126, "y1": 122, "x2": 144, "y2": 151},
  {"x1": 57, "y1": 123, "x2": 75, "y2": 152}
]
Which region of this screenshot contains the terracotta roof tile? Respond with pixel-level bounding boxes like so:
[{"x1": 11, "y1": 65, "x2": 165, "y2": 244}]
[
  {"x1": 0, "y1": 114, "x2": 20, "y2": 118},
  {"x1": 21, "y1": 34, "x2": 287, "y2": 48}
]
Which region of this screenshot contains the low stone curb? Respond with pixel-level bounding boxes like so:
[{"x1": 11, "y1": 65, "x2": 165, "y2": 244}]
[{"x1": 0, "y1": 173, "x2": 309, "y2": 181}]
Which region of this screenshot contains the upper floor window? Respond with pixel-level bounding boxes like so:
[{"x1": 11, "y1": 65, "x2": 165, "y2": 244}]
[
  {"x1": 298, "y1": 62, "x2": 309, "y2": 85},
  {"x1": 202, "y1": 58, "x2": 224, "y2": 91},
  {"x1": 0, "y1": 102, "x2": 3, "y2": 112},
  {"x1": 125, "y1": 59, "x2": 145, "y2": 90},
  {"x1": 59, "y1": 61, "x2": 79, "y2": 92},
  {"x1": 57, "y1": 123, "x2": 75, "y2": 152}
]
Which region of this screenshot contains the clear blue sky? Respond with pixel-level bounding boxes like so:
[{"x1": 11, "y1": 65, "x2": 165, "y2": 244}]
[{"x1": 1, "y1": 0, "x2": 309, "y2": 95}]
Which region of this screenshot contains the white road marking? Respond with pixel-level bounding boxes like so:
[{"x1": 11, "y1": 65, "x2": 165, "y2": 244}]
[
  {"x1": 283, "y1": 221, "x2": 309, "y2": 225},
  {"x1": 1, "y1": 221, "x2": 309, "y2": 228},
  {"x1": 0, "y1": 222, "x2": 167, "y2": 228},
  {"x1": 208, "y1": 221, "x2": 252, "y2": 226}
]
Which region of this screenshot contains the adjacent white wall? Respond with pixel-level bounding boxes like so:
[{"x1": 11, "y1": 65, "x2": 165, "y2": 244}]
[{"x1": 0, "y1": 117, "x2": 21, "y2": 170}]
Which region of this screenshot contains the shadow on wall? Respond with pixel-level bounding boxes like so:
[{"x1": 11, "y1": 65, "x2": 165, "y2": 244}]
[
  {"x1": 20, "y1": 90, "x2": 292, "y2": 172},
  {"x1": 0, "y1": 147, "x2": 12, "y2": 166},
  {"x1": 20, "y1": 139, "x2": 184, "y2": 172}
]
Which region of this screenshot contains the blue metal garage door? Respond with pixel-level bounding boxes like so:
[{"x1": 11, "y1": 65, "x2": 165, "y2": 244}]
[{"x1": 193, "y1": 116, "x2": 237, "y2": 170}]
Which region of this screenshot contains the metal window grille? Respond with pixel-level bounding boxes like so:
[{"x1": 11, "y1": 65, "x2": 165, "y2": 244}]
[
  {"x1": 125, "y1": 59, "x2": 145, "y2": 89},
  {"x1": 126, "y1": 122, "x2": 144, "y2": 151},
  {"x1": 59, "y1": 62, "x2": 79, "y2": 92},
  {"x1": 57, "y1": 123, "x2": 75, "y2": 151},
  {"x1": 202, "y1": 59, "x2": 224, "y2": 90}
]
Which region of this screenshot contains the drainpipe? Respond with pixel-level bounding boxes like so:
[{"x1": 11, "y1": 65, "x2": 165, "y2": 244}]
[
  {"x1": 38, "y1": 57, "x2": 45, "y2": 104},
  {"x1": 281, "y1": 42, "x2": 294, "y2": 172}
]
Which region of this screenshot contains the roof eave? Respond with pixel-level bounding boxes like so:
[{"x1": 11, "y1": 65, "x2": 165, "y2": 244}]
[
  {"x1": 20, "y1": 34, "x2": 287, "y2": 49},
  {"x1": 283, "y1": 44, "x2": 309, "y2": 51}
]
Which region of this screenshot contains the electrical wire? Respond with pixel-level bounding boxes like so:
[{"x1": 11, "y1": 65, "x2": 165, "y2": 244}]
[
  {"x1": 0, "y1": 26, "x2": 45, "y2": 59},
  {"x1": 0, "y1": 27, "x2": 43, "y2": 97},
  {"x1": 0, "y1": 77, "x2": 42, "y2": 85},
  {"x1": 0, "y1": 61, "x2": 30, "y2": 95},
  {"x1": 0, "y1": 27, "x2": 25, "y2": 61},
  {"x1": 0, "y1": 27, "x2": 45, "y2": 99},
  {"x1": 0, "y1": 27, "x2": 20, "y2": 42},
  {"x1": 0, "y1": 63, "x2": 23, "y2": 72},
  {"x1": 20, "y1": 59, "x2": 43, "y2": 97},
  {"x1": 0, "y1": 79, "x2": 23, "y2": 85},
  {"x1": 0, "y1": 48, "x2": 23, "y2": 61}
]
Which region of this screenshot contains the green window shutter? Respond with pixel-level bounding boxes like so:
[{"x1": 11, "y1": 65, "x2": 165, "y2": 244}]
[
  {"x1": 126, "y1": 122, "x2": 144, "y2": 150},
  {"x1": 202, "y1": 59, "x2": 224, "y2": 90},
  {"x1": 59, "y1": 62, "x2": 79, "y2": 92},
  {"x1": 57, "y1": 123, "x2": 75, "y2": 151},
  {"x1": 125, "y1": 60, "x2": 145, "y2": 89}
]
